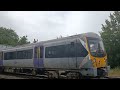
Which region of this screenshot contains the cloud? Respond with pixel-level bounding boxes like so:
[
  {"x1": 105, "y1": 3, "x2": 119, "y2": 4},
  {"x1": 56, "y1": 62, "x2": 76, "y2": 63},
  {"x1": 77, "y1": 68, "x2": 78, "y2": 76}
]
[{"x1": 0, "y1": 11, "x2": 113, "y2": 42}]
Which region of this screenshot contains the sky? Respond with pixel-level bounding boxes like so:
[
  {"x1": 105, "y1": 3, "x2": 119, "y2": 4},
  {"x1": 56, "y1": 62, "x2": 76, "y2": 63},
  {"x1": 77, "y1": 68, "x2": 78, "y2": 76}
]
[{"x1": 0, "y1": 11, "x2": 114, "y2": 42}]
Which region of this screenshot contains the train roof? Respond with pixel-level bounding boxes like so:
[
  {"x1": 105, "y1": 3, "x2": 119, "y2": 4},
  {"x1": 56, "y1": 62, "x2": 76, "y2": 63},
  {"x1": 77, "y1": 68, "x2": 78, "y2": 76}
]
[
  {"x1": 24, "y1": 32, "x2": 100, "y2": 46},
  {"x1": 2, "y1": 32, "x2": 101, "y2": 51},
  {"x1": 2, "y1": 45, "x2": 34, "y2": 52},
  {"x1": 0, "y1": 45, "x2": 13, "y2": 51}
]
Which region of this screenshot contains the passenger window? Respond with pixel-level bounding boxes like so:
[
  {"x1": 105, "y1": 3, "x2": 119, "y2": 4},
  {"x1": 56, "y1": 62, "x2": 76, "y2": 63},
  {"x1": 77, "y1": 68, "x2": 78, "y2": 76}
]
[
  {"x1": 71, "y1": 42, "x2": 75, "y2": 46},
  {"x1": 40, "y1": 46, "x2": 43, "y2": 58},
  {"x1": 48, "y1": 51, "x2": 51, "y2": 55},
  {"x1": 0, "y1": 52, "x2": 2, "y2": 60}
]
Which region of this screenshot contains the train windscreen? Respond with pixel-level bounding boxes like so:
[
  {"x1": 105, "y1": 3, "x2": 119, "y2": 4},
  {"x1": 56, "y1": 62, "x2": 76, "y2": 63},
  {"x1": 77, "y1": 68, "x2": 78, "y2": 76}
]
[{"x1": 87, "y1": 37, "x2": 106, "y2": 57}]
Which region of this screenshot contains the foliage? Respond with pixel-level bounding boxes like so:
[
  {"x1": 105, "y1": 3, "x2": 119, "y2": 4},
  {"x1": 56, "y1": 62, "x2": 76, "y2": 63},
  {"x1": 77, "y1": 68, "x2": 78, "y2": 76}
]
[
  {"x1": 100, "y1": 11, "x2": 120, "y2": 68},
  {"x1": 109, "y1": 67, "x2": 120, "y2": 77},
  {"x1": 18, "y1": 36, "x2": 30, "y2": 45},
  {"x1": 0, "y1": 27, "x2": 30, "y2": 46}
]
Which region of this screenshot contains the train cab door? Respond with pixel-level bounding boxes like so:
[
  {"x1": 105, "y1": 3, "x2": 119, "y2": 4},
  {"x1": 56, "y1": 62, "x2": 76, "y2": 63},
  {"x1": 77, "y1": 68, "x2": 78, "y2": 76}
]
[
  {"x1": 34, "y1": 46, "x2": 44, "y2": 68},
  {"x1": 0, "y1": 52, "x2": 3, "y2": 67}
]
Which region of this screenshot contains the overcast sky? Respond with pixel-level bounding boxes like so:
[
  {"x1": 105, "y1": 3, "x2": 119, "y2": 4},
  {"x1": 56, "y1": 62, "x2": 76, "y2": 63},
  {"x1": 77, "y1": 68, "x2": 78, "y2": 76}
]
[{"x1": 0, "y1": 11, "x2": 113, "y2": 42}]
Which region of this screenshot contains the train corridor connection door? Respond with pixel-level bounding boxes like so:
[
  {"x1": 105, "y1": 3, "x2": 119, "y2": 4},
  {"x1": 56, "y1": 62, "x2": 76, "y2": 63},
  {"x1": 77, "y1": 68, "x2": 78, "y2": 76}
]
[{"x1": 34, "y1": 46, "x2": 44, "y2": 68}]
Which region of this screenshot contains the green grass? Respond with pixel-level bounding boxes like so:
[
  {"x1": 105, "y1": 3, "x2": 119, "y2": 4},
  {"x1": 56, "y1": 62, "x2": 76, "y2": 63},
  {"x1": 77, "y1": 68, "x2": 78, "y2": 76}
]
[{"x1": 108, "y1": 67, "x2": 120, "y2": 77}]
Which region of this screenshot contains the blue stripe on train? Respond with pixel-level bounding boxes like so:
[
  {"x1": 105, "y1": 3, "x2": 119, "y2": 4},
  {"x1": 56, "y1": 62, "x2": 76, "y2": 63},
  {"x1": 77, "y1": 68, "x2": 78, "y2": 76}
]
[{"x1": 34, "y1": 58, "x2": 44, "y2": 68}]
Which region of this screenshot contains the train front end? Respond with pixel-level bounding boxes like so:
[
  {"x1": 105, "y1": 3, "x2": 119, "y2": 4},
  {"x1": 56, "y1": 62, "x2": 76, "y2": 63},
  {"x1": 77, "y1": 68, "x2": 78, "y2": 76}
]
[{"x1": 85, "y1": 33, "x2": 110, "y2": 77}]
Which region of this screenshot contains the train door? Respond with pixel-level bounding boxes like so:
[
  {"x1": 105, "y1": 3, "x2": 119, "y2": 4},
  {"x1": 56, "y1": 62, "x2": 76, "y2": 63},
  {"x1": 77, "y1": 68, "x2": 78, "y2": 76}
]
[
  {"x1": 0, "y1": 52, "x2": 3, "y2": 67},
  {"x1": 34, "y1": 46, "x2": 44, "y2": 68},
  {"x1": 68, "y1": 40, "x2": 77, "y2": 69}
]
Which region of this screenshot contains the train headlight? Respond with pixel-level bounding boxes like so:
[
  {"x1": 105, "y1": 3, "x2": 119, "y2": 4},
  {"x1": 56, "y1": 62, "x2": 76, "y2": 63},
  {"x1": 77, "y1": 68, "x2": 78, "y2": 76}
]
[
  {"x1": 93, "y1": 59, "x2": 96, "y2": 63},
  {"x1": 104, "y1": 58, "x2": 106, "y2": 62}
]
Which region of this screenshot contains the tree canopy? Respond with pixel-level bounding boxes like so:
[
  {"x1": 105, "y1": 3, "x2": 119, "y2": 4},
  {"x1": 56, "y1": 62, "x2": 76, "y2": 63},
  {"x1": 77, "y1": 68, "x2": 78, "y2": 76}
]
[
  {"x1": 0, "y1": 27, "x2": 30, "y2": 46},
  {"x1": 18, "y1": 36, "x2": 30, "y2": 45},
  {"x1": 100, "y1": 11, "x2": 120, "y2": 68}
]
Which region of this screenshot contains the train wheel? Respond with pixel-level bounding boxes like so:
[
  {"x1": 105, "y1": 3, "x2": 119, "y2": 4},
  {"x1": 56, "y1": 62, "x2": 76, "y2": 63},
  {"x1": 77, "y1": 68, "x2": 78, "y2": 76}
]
[
  {"x1": 0, "y1": 67, "x2": 4, "y2": 73},
  {"x1": 32, "y1": 70, "x2": 37, "y2": 76},
  {"x1": 78, "y1": 73, "x2": 83, "y2": 79},
  {"x1": 48, "y1": 73, "x2": 53, "y2": 79},
  {"x1": 66, "y1": 72, "x2": 72, "y2": 79}
]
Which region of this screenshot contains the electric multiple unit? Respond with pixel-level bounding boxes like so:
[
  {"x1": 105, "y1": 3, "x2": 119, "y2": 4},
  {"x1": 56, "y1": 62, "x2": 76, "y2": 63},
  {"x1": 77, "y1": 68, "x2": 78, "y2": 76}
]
[{"x1": 0, "y1": 32, "x2": 110, "y2": 78}]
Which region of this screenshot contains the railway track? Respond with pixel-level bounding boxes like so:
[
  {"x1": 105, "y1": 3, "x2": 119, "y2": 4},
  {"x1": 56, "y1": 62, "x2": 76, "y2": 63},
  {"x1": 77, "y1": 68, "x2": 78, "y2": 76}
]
[
  {"x1": 0, "y1": 72, "x2": 48, "y2": 79},
  {"x1": 91, "y1": 76, "x2": 120, "y2": 79},
  {"x1": 0, "y1": 72, "x2": 120, "y2": 79},
  {"x1": 105, "y1": 77, "x2": 120, "y2": 79}
]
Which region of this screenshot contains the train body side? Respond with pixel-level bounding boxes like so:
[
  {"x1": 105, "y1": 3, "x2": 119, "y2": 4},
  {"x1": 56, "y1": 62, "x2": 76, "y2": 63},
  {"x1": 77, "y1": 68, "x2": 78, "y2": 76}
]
[
  {"x1": 2, "y1": 46, "x2": 34, "y2": 68},
  {"x1": 0, "y1": 32, "x2": 110, "y2": 78},
  {"x1": 43, "y1": 38, "x2": 88, "y2": 69}
]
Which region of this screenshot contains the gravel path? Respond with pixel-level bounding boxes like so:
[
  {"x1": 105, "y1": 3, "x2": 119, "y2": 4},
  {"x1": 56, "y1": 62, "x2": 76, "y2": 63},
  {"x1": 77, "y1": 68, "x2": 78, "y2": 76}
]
[{"x1": 0, "y1": 74, "x2": 27, "y2": 79}]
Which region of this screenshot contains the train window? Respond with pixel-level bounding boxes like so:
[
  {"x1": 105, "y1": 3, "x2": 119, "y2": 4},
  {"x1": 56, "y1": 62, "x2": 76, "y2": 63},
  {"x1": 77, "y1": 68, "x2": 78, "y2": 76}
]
[
  {"x1": 69, "y1": 44, "x2": 76, "y2": 57},
  {"x1": 45, "y1": 42, "x2": 88, "y2": 58},
  {"x1": 4, "y1": 53, "x2": 7, "y2": 60},
  {"x1": 17, "y1": 49, "x2": 33, "y2": 59},
  {"x1": 45, "y1": 44, "x2": 72, "y2": 58},
  {"x1": 11, "y1": 52, "x2": 16, "y2": 59},
  {"x1": 45, "y1": 46, "x2": 56, "y2": 58},
  {"x1": 56, "y1": 45, "x2": 65, "y2": 57},
  {"x1": 0, "y1": 52, "x2": 3, "y2": 60},
  {"x1": 71, "y1": 42, "x2": 74, "y2": 45},
  {"x1": 17, "y1": 51, "x2": 23, "y2": 59},
  {"x1": 4, "y1": 52, "x2": 16, "y2": 60},
  {"x1": 48, "y1": 51, "x2": 51, "y2": 55},
  {"x1": 75, "y1": 42, "x2": 88, "y2": 57},
  {"x1": 3, "y1": 49, "x2": 33, "y2": 60},
  {"x1": 27, "y1": 49, "x2": 33, "y2": 59},
  {"x1": 64, "y1": 45, "x2": 69, "y2": 57},
  {"x1": 40, "y1": 46, "x2": 43, "y2": 58}
]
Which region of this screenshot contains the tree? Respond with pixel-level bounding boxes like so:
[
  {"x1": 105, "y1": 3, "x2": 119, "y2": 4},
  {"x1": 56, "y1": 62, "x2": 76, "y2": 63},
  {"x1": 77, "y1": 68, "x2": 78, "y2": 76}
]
[
  {"x1": 0, "y1": 27, "x2": 30, "y2": 46},
  {"x1": 100, "y1": 11, "x2": 120, "y2": 68},
  {"x1": 18, "y1": 36, "x2": 30, "y2": 45},
  {"x1": 0, "y1": 27, "x2": 19, "y2": 46}
]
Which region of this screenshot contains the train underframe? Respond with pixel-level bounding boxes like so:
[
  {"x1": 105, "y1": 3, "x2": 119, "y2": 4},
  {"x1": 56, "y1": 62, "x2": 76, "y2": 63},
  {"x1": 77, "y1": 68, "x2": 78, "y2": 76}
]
[{"x1": 0, "y1": 66, "x2": 110, "y2": 79}]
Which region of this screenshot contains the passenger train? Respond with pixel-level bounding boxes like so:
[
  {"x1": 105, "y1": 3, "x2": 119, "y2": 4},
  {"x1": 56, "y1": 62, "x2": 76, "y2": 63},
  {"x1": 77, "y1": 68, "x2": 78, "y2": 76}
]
[{"x1": 0, "y1": 32, "x2": 110, "y2": 79}]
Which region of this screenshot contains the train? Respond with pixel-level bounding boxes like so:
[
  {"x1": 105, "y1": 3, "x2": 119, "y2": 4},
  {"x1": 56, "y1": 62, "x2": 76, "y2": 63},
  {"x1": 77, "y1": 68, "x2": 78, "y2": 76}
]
[{"x1": 0, "y1": 32, "x2": 110, "y2": 79}]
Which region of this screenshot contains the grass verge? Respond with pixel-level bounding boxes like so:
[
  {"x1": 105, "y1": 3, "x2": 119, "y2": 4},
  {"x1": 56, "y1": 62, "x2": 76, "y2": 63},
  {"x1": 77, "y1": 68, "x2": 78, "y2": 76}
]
[{"x1": 108, "y1": 67, "x2": 120, "y2": 77}]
